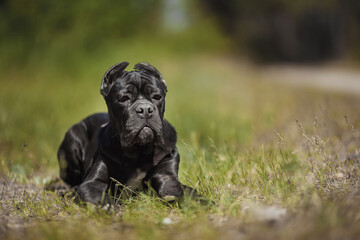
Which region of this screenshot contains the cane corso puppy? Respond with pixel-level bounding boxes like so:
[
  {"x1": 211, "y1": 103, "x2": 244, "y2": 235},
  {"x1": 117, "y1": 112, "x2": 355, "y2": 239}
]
[{"x1": 57, "y1": 62, "x2": 199, "y2": 205}]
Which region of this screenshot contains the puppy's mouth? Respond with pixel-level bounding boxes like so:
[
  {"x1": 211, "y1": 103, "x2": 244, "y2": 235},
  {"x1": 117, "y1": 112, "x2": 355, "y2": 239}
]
[{"x1": 134, "y1": 125, "x2": 155, "y2": 145}]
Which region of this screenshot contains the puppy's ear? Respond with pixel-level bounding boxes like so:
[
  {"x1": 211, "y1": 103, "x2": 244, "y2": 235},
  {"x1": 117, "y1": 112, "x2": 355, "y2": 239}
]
[
  {"x1": 134, "y1": 63, "x2": 167, "y2": 92},
  {"x1": 100, "y1": 62, "x2": 129, "y2": 97}
]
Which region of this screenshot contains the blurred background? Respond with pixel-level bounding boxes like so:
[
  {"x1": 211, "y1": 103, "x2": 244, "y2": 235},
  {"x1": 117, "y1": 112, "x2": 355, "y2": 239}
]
[
  {"x1": 205, "y1": 0, "x2": 360, "y2": 62},
  {"x1": 1, "y1": 0, "x2": 360, "y2": 66},
  {"x1": 1, "y1": 0, "x2": 360, "y2": 178}
]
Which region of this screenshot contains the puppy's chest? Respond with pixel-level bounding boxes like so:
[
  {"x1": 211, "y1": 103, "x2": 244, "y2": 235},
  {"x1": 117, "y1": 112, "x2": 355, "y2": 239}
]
[
  {"x1": 111, "y1": 167, "x2": 150, "y2": 191},
  {"x1": 109, "y1": 157, "x2": 154, "y2": 191},
  {"x1": 125, "y1": 170, "x2": 147, "y2": 190}
]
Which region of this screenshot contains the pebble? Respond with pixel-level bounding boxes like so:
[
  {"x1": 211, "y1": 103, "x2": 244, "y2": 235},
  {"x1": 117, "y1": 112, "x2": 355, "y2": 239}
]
[{"x1": 162, "y1": 217, "x2": 173, "y2": 225}]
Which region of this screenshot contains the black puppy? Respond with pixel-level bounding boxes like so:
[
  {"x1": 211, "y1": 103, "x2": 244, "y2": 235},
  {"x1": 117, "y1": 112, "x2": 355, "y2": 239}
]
[{"x1": 58, "y1": 62, "x2": 197, "y2": 205}]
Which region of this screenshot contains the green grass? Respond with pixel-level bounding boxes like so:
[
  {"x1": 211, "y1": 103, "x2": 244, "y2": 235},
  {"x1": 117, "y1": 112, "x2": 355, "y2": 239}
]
[{"x1": 1, "y1": 47, "x2": 360, "y2": 239}]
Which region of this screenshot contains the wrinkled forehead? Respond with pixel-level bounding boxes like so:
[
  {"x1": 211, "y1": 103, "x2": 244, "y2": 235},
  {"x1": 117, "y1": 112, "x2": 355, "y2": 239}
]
[{"x1": 111, "y1": 71, "x2": 165, "y2": 93}]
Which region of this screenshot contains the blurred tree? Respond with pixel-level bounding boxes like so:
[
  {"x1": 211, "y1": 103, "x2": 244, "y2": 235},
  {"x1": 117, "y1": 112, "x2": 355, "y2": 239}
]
[
  {"x1": 201, "y1": 0, "x2": 360, "y2": 62},
  {"x1": 0, "y1": 0, "x2": 162, "y2": 66}
]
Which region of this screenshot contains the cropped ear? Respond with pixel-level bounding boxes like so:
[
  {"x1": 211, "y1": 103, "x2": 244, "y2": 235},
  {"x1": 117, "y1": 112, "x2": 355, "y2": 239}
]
[
  {"x1": 133, "y1": 62, "x2": 167, "y2": 92},
  {"x1": 100, "y1": 62, "x2": 129, "y2": 97}
]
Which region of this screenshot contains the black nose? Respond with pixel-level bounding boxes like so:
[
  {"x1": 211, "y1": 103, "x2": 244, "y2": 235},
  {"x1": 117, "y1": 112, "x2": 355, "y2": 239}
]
[{"x1": 135, "y1": 103, "x2": 154, "y2": 118}]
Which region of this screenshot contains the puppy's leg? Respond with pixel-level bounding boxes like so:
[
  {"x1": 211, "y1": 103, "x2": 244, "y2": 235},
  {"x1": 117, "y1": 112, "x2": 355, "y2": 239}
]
[
  {"x1": 58, "y1": 124, "x2": 87, "y2": 187},
  {"x1": 76, "y1": 158, "x2": 110, "y2": 205},
  {"x1": 148, "y1": 150, "x2": 183, "y2": 201},
  {"x1": 58, "y1": 113, "x2": 109, "y2": 188}
]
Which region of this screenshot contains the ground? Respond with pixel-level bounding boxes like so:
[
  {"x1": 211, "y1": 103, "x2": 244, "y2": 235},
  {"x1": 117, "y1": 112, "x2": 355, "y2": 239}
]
[{"x1": 1, "y1": 54, "x2": 360, "y2": 240}]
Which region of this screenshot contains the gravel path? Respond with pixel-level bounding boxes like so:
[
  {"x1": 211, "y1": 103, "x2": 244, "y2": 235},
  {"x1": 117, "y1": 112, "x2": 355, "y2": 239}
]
[{"x1": 261, "y1": 65, "x2": 360, "y2": 96}]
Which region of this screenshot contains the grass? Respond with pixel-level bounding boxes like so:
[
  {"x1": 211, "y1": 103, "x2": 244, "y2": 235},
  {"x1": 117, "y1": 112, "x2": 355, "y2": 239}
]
[{"x1": 1, "y1": 46, "x2": 360, "y2": 239}]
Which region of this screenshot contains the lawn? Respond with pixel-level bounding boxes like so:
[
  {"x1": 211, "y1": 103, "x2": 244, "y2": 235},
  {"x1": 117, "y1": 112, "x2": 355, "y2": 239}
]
[{"x1": 1, "y1": 47, "x2": 360, "y2": 239}]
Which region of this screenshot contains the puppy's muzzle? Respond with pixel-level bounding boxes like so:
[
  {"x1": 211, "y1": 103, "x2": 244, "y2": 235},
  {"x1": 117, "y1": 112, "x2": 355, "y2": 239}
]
[{"x1": 135, "y1": 101, "x2": 155, "y2": 119}]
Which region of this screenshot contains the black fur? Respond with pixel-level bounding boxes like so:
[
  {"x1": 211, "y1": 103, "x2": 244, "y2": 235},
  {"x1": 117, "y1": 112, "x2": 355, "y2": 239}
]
[{"x1": 58, "y1": 62, "x2": 198, "y2": 205}]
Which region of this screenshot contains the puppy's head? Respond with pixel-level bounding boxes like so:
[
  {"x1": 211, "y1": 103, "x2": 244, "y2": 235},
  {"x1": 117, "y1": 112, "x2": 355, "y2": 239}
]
[{"x1": 100, "y1": 62, "x2": 167, "y2": 148}]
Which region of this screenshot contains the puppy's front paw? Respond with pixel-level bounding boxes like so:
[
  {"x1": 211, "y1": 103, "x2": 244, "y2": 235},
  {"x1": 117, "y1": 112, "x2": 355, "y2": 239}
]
[{"x1": 158, "y1": 181, "x2": 183, "y2": 201}]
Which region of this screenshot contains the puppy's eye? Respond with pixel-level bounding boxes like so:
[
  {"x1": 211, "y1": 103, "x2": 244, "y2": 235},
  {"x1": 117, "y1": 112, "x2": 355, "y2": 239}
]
[
  {"x1": 152, "y1": 94, "x2": 162, "y2": 101},
  {"x1": 117, "y1": 95, "x2": 130, "y2": 103}
]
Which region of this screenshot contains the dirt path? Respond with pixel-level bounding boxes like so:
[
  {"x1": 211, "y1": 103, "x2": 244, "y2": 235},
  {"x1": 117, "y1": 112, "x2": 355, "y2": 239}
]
[
  {"x1": 260, "y1": 65, "x2": 360, "y2": 96},
  {"x1": 0, "y1": 178, "x2": 39, "y2": 236}
]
